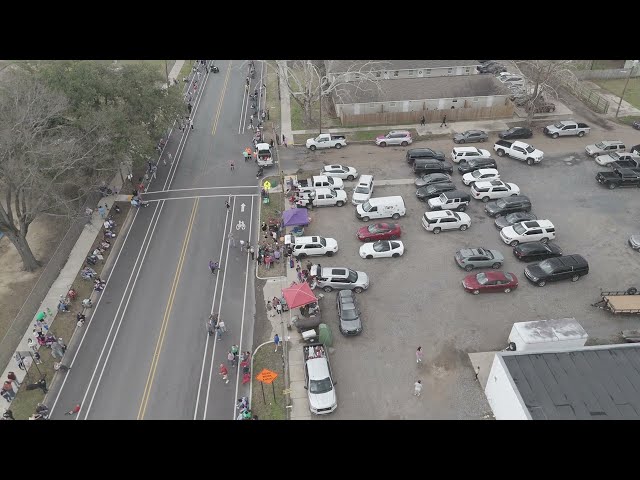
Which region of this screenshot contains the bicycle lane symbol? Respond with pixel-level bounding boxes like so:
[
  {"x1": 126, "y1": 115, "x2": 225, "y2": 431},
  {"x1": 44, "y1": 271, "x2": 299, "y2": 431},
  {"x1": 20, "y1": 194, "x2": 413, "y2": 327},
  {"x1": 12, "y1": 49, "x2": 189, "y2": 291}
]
[{"x1": 236, "y1": 220, "x2": 246, "y2": 231}]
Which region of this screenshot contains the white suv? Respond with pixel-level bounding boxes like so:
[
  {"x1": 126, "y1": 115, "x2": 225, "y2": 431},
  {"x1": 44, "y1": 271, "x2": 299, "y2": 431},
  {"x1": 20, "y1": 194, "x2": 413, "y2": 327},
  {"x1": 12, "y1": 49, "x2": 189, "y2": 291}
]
[
  {"x1": 375, "y1": 130, "x2": 413, "y2": 147},
  {"x1": 471, "y1": 180, "x2": 520, "y2": 203},
  {"x1": 462, "y1": 168, "x2": 500, "y2": 186},
  {"x1": 421, "y1": 210, "x2": 471, "y2": 234},
  {"x1": 285, "y1": 235, "x2": 339, "y2": 258},
  {"x1": 500, "y1": 220, "x2": 556, "y2": 246},
  {"x1": 450, "y1": 147, "x2": 492, "y2": 164}
]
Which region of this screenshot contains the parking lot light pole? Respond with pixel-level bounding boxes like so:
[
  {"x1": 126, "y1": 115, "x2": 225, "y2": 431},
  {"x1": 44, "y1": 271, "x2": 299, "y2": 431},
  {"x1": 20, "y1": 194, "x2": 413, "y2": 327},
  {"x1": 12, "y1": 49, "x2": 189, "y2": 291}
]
[{"x1": 616, "y1": 60, "x2": 639, "y2": 118}]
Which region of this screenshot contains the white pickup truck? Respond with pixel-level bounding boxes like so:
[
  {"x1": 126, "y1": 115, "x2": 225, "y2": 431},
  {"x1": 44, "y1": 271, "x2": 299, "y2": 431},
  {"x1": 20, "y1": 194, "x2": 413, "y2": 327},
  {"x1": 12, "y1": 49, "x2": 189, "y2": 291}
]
[
  {"x1": 493, "y1": 140, "x2": 544, "y2": 166},
  {"x1": 306, "y1": 133, "x2": 347, "y2": 151},
  {"x1": 543, "y1": 120, "x2": 590, "y2": 138},
  {"x1": 303, "y1": 343, "x2": 337, "y2": 415},
  {"x1": 294, "y1": 175, "x2": 344, "y2": 193},
  {"x1": 296, "y1": 188, "x2": 347, "y2": 208}
]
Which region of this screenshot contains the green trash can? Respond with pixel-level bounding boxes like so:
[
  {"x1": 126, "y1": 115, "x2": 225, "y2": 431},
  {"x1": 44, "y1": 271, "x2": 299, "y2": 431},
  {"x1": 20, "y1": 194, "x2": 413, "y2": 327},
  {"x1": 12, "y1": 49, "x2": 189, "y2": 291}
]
[{"x1": 318, "y1": 323, "x2": 333, "y2": 347}]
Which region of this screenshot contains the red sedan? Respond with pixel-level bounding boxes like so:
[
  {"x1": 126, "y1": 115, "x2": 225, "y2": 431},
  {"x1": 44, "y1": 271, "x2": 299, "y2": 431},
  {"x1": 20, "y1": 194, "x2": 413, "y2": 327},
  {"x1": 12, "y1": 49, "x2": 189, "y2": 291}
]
[
  {"x1": 462, "y1": 271, "x2": 518, "y2": 295},
  {"x1": 356, "y1": 223, "x2": 401, "y2": 242}
]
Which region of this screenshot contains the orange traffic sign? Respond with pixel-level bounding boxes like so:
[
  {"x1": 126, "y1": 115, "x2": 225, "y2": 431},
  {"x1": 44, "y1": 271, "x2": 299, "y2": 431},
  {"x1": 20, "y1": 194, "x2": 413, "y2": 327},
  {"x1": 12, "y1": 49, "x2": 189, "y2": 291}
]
[{"x1": 256, "y1": 368, "x2": 279, "y2": 384}]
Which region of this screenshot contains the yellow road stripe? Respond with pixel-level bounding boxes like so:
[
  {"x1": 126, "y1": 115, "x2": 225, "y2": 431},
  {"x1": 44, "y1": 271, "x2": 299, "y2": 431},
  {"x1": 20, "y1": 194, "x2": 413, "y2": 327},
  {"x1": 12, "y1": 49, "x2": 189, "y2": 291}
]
[
  {"x1": 137, "y1": 197, "x2": 200, "y2": 419},
  {"x1": 211, "y1": 60, "x2": 232, "y2": 136}
]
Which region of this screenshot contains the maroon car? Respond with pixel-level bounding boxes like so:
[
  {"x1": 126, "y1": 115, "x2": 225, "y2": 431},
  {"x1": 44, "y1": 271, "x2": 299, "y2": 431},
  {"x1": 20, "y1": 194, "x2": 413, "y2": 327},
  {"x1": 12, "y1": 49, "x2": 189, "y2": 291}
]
[
  {"x1": 462, "y1": 271, "x2": 518, "y2": 295},
  {"x1": 356, "y1": 223, "x2": 401, "y2": 242}
]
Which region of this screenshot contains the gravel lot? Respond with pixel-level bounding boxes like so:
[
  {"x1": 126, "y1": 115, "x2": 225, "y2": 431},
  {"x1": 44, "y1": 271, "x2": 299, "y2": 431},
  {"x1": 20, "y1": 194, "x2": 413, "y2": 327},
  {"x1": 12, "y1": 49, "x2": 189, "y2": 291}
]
[{"x1": 293, "y1": 125, "x2": 640, "y2": 420}]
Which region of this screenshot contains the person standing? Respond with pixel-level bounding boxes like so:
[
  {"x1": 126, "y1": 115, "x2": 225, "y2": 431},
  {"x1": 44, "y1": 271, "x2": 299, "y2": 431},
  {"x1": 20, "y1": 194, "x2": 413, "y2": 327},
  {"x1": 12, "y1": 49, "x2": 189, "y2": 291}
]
[
  {"x1": 219, "y1": 364, "x2": 229, "y2": 384},
  {"x1": 187, "y1": 103, "x2": 193, "y2": 114},
  {"x1": 420, "y1": 115, "x2": 426, "y2": 126},
  {"x1": 243, "y1": 149, "x2": 249, "y2": 162},
  {"x1": 65, "y1": 404, "x2": 81, "y2": 415},
  {"x1": 440, "y1": 115, "x2": 447, "y2": 127},
  {"x1": 416, "y1": 346, "x2": 424, "y2": 364},
  {"x1": 227, "y1": 350, "x2": 235, "y2": 366},
  {"x1": 98, "y1": 205, "x2": 106, "y2": 219},
  {"x1": 225, "y1": 200, "x2": 231, "y2": 210},
  {"x1": 274, "y1": 333, "x2": 280, "y2": 352},
  {"x1": 189, "y1": 118, "x2": 194, "y2": 130},
  {"x1": 414, "y1": 380, "x2": 423, "y2": 397},
  {"x1": 266, "y1": 301, "x2": 274, "y2": 318},
  {"x1": 275, "y1": 301, "x2": 282, "y2": 316},
  {"x1": 250, "y1": 246, "x2": 255, "y2": 260},
  {"x1": 282, "y1": 134, "x2": 287, "y2": 148},
  {"x1": 239, "y1": 239, "x2": 246, "y2": 252},
  {"x1": 7, "y1": 372, "x2": 20, "y2": 387},
  {"x1": 228, "y1": 232, "x2": 236, "y2": 248},
  {"x1": 218, "y1": 318, "x2": 226, "y2": 333},
  {"x1": 230, "y1": 160, "x2": 235, "y2": 171}
]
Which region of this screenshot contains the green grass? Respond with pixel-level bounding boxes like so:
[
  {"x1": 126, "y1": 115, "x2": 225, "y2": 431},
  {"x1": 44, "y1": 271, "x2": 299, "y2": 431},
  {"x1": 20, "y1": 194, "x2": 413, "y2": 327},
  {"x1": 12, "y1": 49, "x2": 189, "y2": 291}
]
[
  {"x1": 178, "y1": 60, "x2": 195, "y2": 83},
  {"x1": 351, "y1": 129, "x2": 393, "y2": 142},
  {"x1": 114, "y1": 60, "x2": 174, "y2": 78},
  {"x1": 250, "y1": 346, "x2": 287, "y2": 420},
  {"x1": 593, "y1": 78, "x2": 640, "y2": 110},
  {"x1": 264, "y1": 63, "x2": 281, "y2": 126},
  {"x1": 9, "y1": 201, "x2": 131, "y2": 419},
  {"x1": 290, "y1": 96, "x2": 341, "y2": 131},
  {"x1": 257, "y1": 184, "x2": 285, "y2": 278},
  {"x1": 616, "y1": 115, "x2": 640, "y2": 126},
  {"x1": 591, "y1": 60, "x2": 625, "y2": 70}
]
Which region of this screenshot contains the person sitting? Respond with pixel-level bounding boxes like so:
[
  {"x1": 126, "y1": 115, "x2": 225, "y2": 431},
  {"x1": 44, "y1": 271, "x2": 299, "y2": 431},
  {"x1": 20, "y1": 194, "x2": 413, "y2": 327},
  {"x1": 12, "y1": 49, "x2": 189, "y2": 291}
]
[
  {"x1": 76, "y1": 312, "x2": 86, "y2": 327},
  {"x1": 104, "y1": 229, "x2": 116, "y2": 239},
  {"x1": 100, "y1": 240, "x2": 111, "y2": 250},
  {"x1": 86, "y1": 254, "x2": 98, "y2": 266},
  {"x1": 93, "y1": 280, "x2": 104, "y2": 292},
  {"x1": 92, "y1": 248, "x2": 104, "y2": 262},
  {"x1": 81, "y1": 298, "x2": 93, "y2": 309},
  {"x1": 57, "y1": 300, "x2": 70, "y2": 313}
]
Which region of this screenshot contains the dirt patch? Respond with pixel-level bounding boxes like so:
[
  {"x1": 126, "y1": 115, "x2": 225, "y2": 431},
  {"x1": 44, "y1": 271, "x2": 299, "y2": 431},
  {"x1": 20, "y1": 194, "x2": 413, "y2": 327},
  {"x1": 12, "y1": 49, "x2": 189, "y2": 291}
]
[{"x1": 0, "y1": 215, "x2": 70, "y2": 343}]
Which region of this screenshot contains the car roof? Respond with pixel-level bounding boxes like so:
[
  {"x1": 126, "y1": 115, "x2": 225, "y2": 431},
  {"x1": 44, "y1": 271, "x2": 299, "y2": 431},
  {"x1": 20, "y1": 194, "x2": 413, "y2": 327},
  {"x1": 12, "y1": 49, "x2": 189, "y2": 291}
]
[
  {"x1": 519, "y1": 220, "x2": 554, "y2": 229},
  {"x1": 467, "y1": 157, "x2": 495, "y2": 165},
  {"x1": 389, "y1": 130, "x2": 410, "y2": 135},
  {"x1": 426, "y1": 210, "x2": 456, "y2": 219},
  {"x1": 470, "y1": 168, "x2": 498, "y2": 175},
  {"x1": 598, "y1": 140, "x2": 625, "y2": 146},
  {"x1": 499, "y1": 195, "x2": 530, "y2": 203},
  {"x1": 474, "y1": 180, "x2": 505, "y2": 188},
  {"x1": 477, "y1": 271, "x2": 510, "y2": 281},
  {"x1": 545, "y1": 254, "x2": 587, "y2": 267},
  {"x1": 454, "y1": 146, "x2": 483, "y2": 153}
]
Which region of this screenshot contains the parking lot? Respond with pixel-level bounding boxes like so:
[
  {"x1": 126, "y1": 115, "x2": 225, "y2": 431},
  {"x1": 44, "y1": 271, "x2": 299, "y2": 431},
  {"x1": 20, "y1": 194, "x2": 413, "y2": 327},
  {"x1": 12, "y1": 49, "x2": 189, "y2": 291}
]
[{"x1": 289, "y1": 125, "x2": 640, "y2": 420}]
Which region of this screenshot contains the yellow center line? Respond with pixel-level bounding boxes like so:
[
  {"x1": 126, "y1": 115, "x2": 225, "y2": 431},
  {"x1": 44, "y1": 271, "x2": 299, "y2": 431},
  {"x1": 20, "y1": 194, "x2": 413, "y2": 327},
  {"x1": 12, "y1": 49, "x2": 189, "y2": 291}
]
[
  {"x1": 137, "y1": 197, "x2": 200, "y2": 419},
  {"x1": 211, "y1": 60, "x2": 232, "y2": 136}
]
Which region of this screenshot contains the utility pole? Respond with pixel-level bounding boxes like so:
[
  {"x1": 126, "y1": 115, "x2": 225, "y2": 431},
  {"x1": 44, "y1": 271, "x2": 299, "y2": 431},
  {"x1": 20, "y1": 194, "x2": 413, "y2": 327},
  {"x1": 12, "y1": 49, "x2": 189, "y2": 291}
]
[
  {"x1": 616, "y1": 60, "x2": 639, "y2": 118},
  {"x1": 164, "y1": 60, "x2": 170, "y2": 89}
]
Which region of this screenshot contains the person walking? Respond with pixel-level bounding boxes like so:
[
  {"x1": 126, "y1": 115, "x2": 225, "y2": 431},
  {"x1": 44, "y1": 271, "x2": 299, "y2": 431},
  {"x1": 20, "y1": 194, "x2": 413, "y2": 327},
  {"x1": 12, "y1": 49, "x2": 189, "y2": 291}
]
[
  {"x1": 7, "y1": 372, "x2": 20, "y2": 387},
  {"x1": 225, "y1": 200, "x2": 231, "y2": 210},
  {"x1": 189, "y1": 118, "x2": 194, "y2": 130},
  {"x1": 274, "y1": 333, "x2": 281, "y2": 352},
  {"x1": 230, "y1": 160, "x2": 235, "y2": 171},
  {"x1": 215, "y1": 323, "x2": 222, "y2": 340},
  {"x1": 65, "y1": 404, "x2": 81, "y2": 415},
  {"x1": 282, "y1": 134, "x2": 287, "y2": 148},
  {"x1": 266, "y1": 300, "x2": 274, "y2": 317},
  {"x1": 209, "y1": 260, "x2": 219, "y2": 275},
  {"x1": 239, "y1": 239, "x2": 246, "y2": 252},
  {"x1": 228, "y1": 232, "x2": 236, "y2": 248},
  {"x1": 243, "y1": 149, "x2": 249, "y2": 162},
  {"x1": 249, "y1": 245, "x2": 255, "y2": 260},
  {"x1": 187, "y1": 103, "x2": 193, "y2": 114},
  {"x1": 275, "y1": 301, "x2": 282, "y2": 316},
  {"x1": 414, "y1": 380, "x2": 423, "y2": 397},
  {"x1": 227, "y1": 350, "x2": 235, "y2": 366},
  {"x1": 98, "y1": 205, "x2": 106, "y2": 219},
  {"x1": 440, "y1": 115, "x2": 447, "y2": 127},
  {"x1": 416, "y1": 346, "x2": 424, "y2": 364},
  {"x1": 218, "y1": 318, "x2": 226, "y2": 333},
  {"x1": 420, "y1": 115, "x2": 426, "y2": 126},
  {"x1": 219, "y1": 364, "x2": 229, "y2": 384}
]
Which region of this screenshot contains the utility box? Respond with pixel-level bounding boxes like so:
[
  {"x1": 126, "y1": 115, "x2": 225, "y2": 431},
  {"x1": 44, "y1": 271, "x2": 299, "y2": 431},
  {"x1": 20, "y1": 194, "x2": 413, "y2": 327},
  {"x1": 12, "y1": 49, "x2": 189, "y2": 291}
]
[{"x1": 508, "y1": 318, "x2": 588, "y2": 352}]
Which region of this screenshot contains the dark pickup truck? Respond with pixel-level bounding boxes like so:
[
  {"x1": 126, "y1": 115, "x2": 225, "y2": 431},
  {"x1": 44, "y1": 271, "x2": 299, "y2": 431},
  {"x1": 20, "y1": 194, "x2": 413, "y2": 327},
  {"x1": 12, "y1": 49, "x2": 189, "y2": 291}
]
[
  {"x1": 596, "y1": 168, "x2": 640, "y2": 189},
  {"x1": 611, "y1": 159, "x2": 640, "y2": 170}
]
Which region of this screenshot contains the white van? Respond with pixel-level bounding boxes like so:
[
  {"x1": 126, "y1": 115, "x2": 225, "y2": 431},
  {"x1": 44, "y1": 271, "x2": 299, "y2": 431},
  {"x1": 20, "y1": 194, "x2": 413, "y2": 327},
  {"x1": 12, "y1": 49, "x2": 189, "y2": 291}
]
[
  {"x1": 355, "y1": 196, "x2": 406, "y2": 222},
  {"x1": 352, "y1": 174, "x2": 374, "y2": 205}
]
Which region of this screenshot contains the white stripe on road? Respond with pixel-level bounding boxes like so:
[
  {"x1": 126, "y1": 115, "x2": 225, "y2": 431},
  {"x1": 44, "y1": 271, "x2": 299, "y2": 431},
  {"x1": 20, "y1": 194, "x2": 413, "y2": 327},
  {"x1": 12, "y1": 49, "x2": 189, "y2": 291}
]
[{"x1": 146, "y1": 185, "x2": 258, "y2": 194}]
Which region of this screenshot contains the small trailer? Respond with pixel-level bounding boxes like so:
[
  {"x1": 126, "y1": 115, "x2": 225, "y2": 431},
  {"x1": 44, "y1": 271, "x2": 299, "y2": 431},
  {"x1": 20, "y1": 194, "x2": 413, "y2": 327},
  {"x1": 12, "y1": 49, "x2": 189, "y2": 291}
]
[{"x1": 592, "y1": 287, "x2": 640, "y2": 314}]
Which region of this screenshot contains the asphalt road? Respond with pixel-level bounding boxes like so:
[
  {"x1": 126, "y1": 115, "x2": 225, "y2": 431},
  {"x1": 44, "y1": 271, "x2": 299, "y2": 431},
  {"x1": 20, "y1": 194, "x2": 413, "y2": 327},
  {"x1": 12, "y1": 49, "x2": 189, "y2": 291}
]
[{"x1": 49, "y1": 60, "x2": 265, "y2": 420}]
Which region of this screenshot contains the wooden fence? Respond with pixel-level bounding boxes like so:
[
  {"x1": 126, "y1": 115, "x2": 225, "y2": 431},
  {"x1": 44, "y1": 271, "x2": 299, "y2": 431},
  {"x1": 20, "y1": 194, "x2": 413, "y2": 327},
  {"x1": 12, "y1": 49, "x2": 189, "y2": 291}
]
[{"x1": 339, "y1": 103, "x2": 514, "y2": 127}]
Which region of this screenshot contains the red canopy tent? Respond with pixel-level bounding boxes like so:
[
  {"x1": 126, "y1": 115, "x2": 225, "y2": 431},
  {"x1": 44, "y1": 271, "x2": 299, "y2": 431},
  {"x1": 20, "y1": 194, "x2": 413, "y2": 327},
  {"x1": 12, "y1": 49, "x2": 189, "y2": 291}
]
[{"x1": 282, "y1": 282, "x2": 317, "y2": 309}]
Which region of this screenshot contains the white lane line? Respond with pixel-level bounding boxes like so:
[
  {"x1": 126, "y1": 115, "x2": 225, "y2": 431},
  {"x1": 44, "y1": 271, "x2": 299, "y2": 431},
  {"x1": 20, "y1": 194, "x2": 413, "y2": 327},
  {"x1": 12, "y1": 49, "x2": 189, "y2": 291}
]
[
  {"x1": 144, "y1": 194, "x2": 260, "y2": 203},
  {"x1": 203, "y1": 195, "x2": 236, "y2": 418},
  {"x1": 193, "y1": 199, "x2": 232, "y2": 419},
  {"x1": 78, "y1": 202, "x2": 167, "y2": 419},
  {"x1": 146, "y1": 185, "x2": 258, "y2": 194},
  {"x1": 232, "y1": 195, "x2": 255, "y2": 418}
]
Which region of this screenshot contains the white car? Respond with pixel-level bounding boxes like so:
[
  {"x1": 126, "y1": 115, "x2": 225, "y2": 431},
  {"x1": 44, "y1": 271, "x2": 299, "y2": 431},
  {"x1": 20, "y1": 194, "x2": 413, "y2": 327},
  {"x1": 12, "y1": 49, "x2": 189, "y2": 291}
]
[
  {"x1": 450, "y1": 147, "x2": 492, "y2": 164},
  {"x1": 286, "y1": 235, "x2": 339, "y2": 258},
  {"x1": 422, "y1": 210, "x2": 471, "y2": 234},
  {"x1": 320, "y1": 165, "x2": 359, "y2": 181},
  {"x1": 462, "y1": 168, "x2": 500, "y2": 186},
  {"x1": 595, "y1": 151, "x2": 640, "y2": 167},
  {"x1": 471, "y1": 180, "x2": 520, "y2": 203},
  {"x1": 359, "y1": 240, "x2": 405, "y2": 259},
  {"x1": 500, "y1": 220, "x2": 556, "y2": 247},
  {"x1": 352, "y1": 175, "x2": 374, "y2": 205}
]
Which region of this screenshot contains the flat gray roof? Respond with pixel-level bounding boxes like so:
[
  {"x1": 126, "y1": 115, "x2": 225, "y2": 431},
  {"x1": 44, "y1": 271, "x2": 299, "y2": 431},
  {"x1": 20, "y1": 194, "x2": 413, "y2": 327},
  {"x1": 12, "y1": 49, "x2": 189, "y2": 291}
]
[
  {"x1": 333, "y1": 75, "x2": 508, "y2": 105},
  {"x1": 502, "y1": 345, "x2": 640, "y2": 420},
  {"x1": 327, "y1": 60, "x2": 480, "y2": 73}
]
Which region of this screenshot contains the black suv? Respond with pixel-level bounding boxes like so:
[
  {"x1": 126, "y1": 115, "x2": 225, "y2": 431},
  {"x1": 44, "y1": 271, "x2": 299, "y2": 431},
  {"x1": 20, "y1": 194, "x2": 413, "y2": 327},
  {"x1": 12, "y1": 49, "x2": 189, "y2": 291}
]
[
  {"x1": 498, "y1": 127, "x2": 533, "y2": 140},
  {"x1": 457, "y1": 157, "x2": 497, "y2": 174},
  {"x1": 524, "y1": 254, "x2": 589, "y2": 287},
  {"x1": 406, "y1": 148, "x2": 445, "y2": 165},
  {"x1": 416, "y1": 182, "x2": 456, "y2": 201},
  {"x1": 414, "y1": 159, "x2": 453, "y2": 175},
  {"x1": 484, "y1": 195, "x2": 532, "y2": 218}
]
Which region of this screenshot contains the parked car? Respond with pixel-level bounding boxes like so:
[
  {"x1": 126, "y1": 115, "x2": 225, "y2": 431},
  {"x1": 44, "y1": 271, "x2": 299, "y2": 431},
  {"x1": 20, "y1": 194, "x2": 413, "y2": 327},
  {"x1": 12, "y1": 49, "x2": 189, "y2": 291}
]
[
  {"x1": 376, "y1": 130, "x2": 413, "y2": 147},
  {"x1": 595, "y1": 151, "x2": 640, "y2": 167},
  {"x1": 632, "y1": 120, "x2": 640, "y2": 130},
  {"x1": 595, "y1": 168, "x2": 640, "y2": 189},
  {"x1": 524, "y1": 254, "x2": 589, "y2": 287},
  {"x1": 427, "y1": 190, "x2": 471, "y2": 212},
  {"x1": 453, "y1": 130, "x2": 488, "y2": 144},
  {"x1": 336, "y1": 290, "x2": 362, "y2": 336},
  {"x1": 406, "y1": 148, "x2": 445, "y2": 164},
  {"x1": 633, "y1": 145, "x2": 640, "y2": 155},
  {"x1": 286, "y1": 235, "x2": 339, "y2": 258},
  {"x1": 462, "y1": 168, "x2": 500, "y2": 186},
  {"x1": 498, "y1": 127, "x2": 533, "y2": 140},
  {"x1": 543, "y1": 121, "x2": 590, "y2": 138},
  {"x1": 413, "y1": 159, "x2": 454, "y2": 175},
  {"x1": 416, "y1": 182, "x2": 456, "y2": 201},
  {"x1": 306, "y1": 133, "x2": 347, "y2": 151},
  {"x1": 629, "y1": 235, "x2": 640, "y2": 251},
  {"x1": 356, "y1": 223, "x2": 401, "y2": 242},
  {"x1": 311, "y1": 264, "x2": 369, "y2": 293},
  {"x1": 494, "y1": 212, "x2": 537, "y2": 230},
  {"x1": 359, "y1": 240, "x2": 405, "y2": 259},
  {"x1": 462, "y1": 271, "x2": 518, "y2": 295},
  {"x1": 356, "y1": 196, "x2": 406, "y2": 221},
  {"x1": 494, "y1": 140, "x2": 544, "y2": 165},
  {"x1": 414, "y1": 172, "x2": 452, "y2": 188},
  {"x1": 471, "y1": 180, "x2": 520, "y2": 202},
  {"x1": 352, "y1": 174, "x2": 374, "y2": 205},
  {"x1": 585, "y1": 141, "x2": 626, "y2": 157},
  {"x1": 421, "y1": 210, "x2": 471, "y2": 234},
  {"x1": 457, "y1": 157, "x2": 497, "y2": 174},
  {"x1": 500, "y1": 220, "x2": 556, "y2": 247},
  {"x1": 451, "y1": 146, "x2": 492, "y2": 164},
  {"x1": 455, "y1": 247, "x2": 504, "y2": 271},
  {"x1": 512, "y1": 241, "x2": 563, "y2": 262},
  {"x1": 320, "y1": 164, "x2": 358, "y2": 181},
  {"x1": 484, "y1": 196, "x2": 532, "y2": 218},
  {"x1": 295, "y1": 188, "x2": 347, "y2": 208}
]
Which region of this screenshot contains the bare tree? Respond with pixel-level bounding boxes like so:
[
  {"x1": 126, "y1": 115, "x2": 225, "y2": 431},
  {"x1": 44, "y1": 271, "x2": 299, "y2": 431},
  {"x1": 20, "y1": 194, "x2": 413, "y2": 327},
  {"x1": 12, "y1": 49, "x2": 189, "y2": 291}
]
[
  {"x1": 0, "y1": 71, "x2": 118, "y2": 271},
  {"x1": 511, "y1": 60, "x2": 579, "y2": 124},
  {"x1": 269, "y1": 60, "x2": 385, "y2": 126}
]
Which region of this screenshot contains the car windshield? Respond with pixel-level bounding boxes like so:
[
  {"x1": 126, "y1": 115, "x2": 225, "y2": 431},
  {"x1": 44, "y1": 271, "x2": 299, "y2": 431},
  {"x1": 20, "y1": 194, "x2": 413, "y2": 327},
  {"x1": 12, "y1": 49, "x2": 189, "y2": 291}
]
[
  {"x1": 508, "y1": 128, "x2": 517, "y2": 133},
  {"x1": 505, "y1": 213, "x2": 520, "y2": 222},
  {"x1": 525, "y1": 145, "x2": 535, "y2": 153},
  {"x1": 355, "y1": 186, "x2": 369, "y2": 194},
  {"x1": 348, "y1": 269, "x2": 359, "y2": 283},
  {"x1": 341, "y1": 166, "x2": 348, "y2": 173},
  {"x1": 368, "y1": 224, "x2": 384, "y2": 233},
  {"x1": 438, "y1": 193, "x2": 447, "y2": 202},
  {"x1": 553, "y1": 122, "x2": 564, "y2": 128},
  {"x1": 476, "y1": 273, "x2": 489, "y2": 285},
  {"x1": 326, "y1": 177, "x2": 335, "y2": 185},
  {"x1": 319, "y1": 237, "x2": 326, "y2": 247},
  {"x1": 362, "y1": 201, "x2": 373, "y2": 212},
  {"x1": 341, "y1": 305, "x2": 359, "y2": 320},
  {"x1": 538, "y1": 260, "x2": 555, "y2": 274},
  {"x1": 496, "y1": 199, "x2": 507, "y2": 207},
  {"x1": 512, "y1": 223, "x2": 527, "y2": 235},
  {"x1": 471, "y1": 170, "x2": 483, "y2": 178},
  {"x1": 310, "y1": 377, "x2": 333, "y2": 394},
  {"x1": 373, "y1": 241, "x2": 387, "y2": 252},
  {"x1": 595, "y1": 142, "x2": 605, "y2": 149}
]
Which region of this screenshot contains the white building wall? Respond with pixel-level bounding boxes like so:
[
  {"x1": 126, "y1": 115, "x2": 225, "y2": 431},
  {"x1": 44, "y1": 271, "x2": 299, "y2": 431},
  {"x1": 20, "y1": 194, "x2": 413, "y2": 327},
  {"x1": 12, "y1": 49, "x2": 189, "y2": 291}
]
[{"x1": 485, "y1": 355, "x2": 531, "y2": 420}]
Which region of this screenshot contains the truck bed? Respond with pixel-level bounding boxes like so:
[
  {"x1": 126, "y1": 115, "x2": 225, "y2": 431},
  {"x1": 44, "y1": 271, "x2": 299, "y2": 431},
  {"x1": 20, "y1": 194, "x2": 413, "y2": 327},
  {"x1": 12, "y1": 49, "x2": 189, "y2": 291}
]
[{"x1": 605, "y1": 295, "x2": 640, "y2": 313}]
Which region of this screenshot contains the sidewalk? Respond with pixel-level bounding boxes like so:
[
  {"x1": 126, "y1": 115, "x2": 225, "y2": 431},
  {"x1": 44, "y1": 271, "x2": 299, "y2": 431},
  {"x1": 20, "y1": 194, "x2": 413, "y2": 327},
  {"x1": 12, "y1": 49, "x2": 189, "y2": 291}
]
[
  {"x1": 278, "y1": 61, "x2": 293, "y2": 146},
  {"x1": 259, "y1": 173, "x2": 312, "y2": 420}
]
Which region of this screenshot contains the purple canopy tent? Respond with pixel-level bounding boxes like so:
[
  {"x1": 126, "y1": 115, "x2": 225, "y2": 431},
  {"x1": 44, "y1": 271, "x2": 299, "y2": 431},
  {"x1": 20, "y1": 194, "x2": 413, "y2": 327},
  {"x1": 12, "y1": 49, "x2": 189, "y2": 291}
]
[{"x1": 282, "y1": 208, "x2": 310, "y2": 227}]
